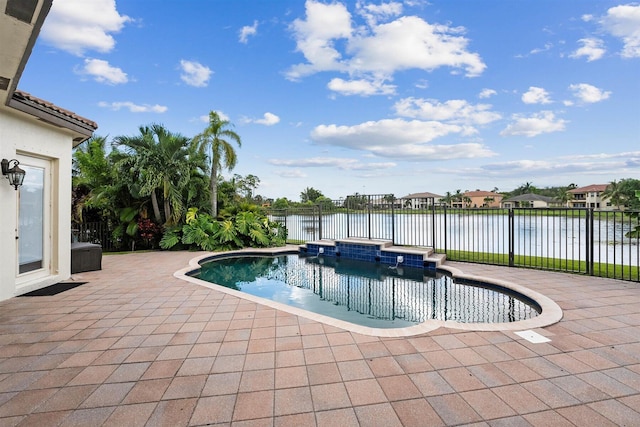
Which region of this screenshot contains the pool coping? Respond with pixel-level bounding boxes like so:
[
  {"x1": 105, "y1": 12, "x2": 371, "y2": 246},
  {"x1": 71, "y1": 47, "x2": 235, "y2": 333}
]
[{"x1": 174, "y1": 246, "x2": 563, "y2": 337}]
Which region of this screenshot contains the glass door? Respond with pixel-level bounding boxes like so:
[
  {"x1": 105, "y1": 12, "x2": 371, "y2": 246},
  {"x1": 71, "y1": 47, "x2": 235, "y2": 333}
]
[{"x1": 16, "y1": 155, "x2": 50, "y2": 278}]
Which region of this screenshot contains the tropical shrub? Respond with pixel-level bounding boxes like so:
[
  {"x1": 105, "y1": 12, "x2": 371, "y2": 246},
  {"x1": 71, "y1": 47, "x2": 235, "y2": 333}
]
[
  {"x1": 160, "y1": 208, "x2": 286, "y2": 251},
  {"x1": 138, "y1": 218, "x2": 162, "y2": 248}
]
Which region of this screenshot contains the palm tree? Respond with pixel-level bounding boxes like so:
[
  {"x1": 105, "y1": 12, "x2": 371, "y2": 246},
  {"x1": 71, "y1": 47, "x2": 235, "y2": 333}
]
[
  {"x1": 442, "y1": 191, "x2": 453, "y2": 207},
  {"x1": 453, "y1": 189, "x2": 463, "y2": 208},
  {"x1": 300, "y1": 187, "x2": 324, "y2": 203},
  {"x1": 192, "y1": 111, "x2": 242, "y2": 217},
  {"x1": 114, "y1": 124, "x2": 193, "y2": 225},
  {"x1": 516, "y1": 182, "x2": 536, "y2": 195},
  {"x1": 556, "y1": 187, "x2": 574, "y2": 207},
  {"x1": 602, "y1": 180, "x2": 624, "y2": 210},
  {"x1": 73, "y1": 135, "x2": 137, "y2": 225},
  {"x1": 383, "y1": 194, "x2": 395, "y2": 208}
]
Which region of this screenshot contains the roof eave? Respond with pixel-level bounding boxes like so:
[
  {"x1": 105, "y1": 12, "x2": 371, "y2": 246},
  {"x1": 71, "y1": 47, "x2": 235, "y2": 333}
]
[
  {"x1": 8, "y1": 93, "x2": 97, "y2": 145},
  {"x1": 4, "y1": 0, "x2": 53, "y2": 105}
]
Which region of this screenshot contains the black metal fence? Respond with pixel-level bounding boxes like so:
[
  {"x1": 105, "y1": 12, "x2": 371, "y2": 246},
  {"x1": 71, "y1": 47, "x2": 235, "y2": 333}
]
[
  {"x1": 266, "y1": 194, "x2": 640, "y2": 282},
  {"x1": 72, "y1": 222, "x2": 117, "y2": 251}
]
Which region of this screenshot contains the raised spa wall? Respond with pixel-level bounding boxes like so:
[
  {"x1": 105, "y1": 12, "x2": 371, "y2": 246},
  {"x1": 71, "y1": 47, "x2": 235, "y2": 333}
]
[{"x1": 299, "y1": 239, "x2": 445, "y2": 271}]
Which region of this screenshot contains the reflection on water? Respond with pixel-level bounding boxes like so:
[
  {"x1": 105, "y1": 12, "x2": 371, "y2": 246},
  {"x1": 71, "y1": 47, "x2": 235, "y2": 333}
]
[{"x1": 197, "y1": 255, "x2": 539, "y2": 329}]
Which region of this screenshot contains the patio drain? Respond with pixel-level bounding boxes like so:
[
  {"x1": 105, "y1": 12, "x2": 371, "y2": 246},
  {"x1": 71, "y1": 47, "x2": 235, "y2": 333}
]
[{"x1": 515, "y1": 330, "x2": 551, "y2": 343}]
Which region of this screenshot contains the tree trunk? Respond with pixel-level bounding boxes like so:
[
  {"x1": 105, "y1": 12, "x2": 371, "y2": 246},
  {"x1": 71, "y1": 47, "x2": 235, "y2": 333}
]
[
  {"x1": 210, "y1": 164, "x2": 218, "y2": 218},
  {"x1": 164, "y1": 198, "x2": 171, "y2": 226},
  {"x1": 151, "y1": 191, "x2": 162, "y2": 223},
  {"x1": 163, "y1": 179, "x2": 172, "y2": 225}
]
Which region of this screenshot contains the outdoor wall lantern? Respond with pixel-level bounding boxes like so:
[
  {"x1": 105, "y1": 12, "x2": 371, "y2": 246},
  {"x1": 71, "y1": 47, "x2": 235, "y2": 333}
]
[{"x1": 1, "y1": 159, "x2": 26, "y2": 190}]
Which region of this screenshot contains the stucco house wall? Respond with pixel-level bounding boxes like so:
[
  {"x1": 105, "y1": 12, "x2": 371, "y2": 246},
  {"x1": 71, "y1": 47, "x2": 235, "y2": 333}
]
[
  {"x1": 0, "y1": 0, "x2": 96, "y2": 301},
  {"x1": 464, "y1": 191, "x2": 503, "y2": 208},
  {"x1": 568, "y1": 184, "x2": 611, "y2": 210},
  {"x1": 0, "y1": 109, "x2": 75, "y2": 299}
]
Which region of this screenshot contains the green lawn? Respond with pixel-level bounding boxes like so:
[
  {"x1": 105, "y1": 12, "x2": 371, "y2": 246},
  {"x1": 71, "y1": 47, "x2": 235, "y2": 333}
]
[{"x1": 442, "y1": 249, "x2": 639, "y2": 281}]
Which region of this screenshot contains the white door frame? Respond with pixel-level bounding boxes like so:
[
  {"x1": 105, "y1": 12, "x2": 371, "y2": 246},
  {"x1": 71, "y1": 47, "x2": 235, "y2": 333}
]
[{"x1": 15, "y1": 154, "x2": 52, "y2": 287}]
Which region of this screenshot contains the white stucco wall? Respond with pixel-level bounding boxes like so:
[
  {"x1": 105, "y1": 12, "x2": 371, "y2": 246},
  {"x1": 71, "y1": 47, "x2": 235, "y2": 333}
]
[{"x1": 0, "y1": 108, "x2": 73, "y2": 301}]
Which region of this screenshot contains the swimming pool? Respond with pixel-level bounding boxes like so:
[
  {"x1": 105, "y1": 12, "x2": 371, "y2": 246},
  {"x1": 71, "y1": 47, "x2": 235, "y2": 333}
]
[{"x1": 193, "y1": 253, "x2": 541, "y2": 329}]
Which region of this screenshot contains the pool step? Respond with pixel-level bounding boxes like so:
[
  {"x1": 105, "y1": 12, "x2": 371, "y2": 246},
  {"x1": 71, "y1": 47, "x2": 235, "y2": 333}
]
[{"x1": 300, "y1": 239, "x2": 446, "y2": 270}]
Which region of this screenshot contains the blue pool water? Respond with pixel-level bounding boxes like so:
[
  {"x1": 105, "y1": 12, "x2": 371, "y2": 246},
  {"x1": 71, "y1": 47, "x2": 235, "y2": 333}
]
[{"x1": 195, "y1": 254, "x2": 540, "y2": 329}]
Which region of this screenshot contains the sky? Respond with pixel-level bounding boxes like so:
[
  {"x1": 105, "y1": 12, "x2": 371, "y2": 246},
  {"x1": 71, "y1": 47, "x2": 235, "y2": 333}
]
[{"x1": 18, "y1": 0, "x2": 640, "y2": 201}]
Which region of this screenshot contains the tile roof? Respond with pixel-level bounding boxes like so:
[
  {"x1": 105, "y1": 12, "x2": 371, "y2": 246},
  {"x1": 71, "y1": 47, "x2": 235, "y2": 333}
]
[
  {"x1": 568, "y1": 184, "x2": 609, "y2": 193},
  {"x1": 503, "y1": 193, "x2": 557, "y2": 203},
  {"x1": 13, "y1": 89, "x2": 98, "y2": 129},
  {"x1": 401, "y1": 192, "x2": 443, "y2": 199},
  {"x1": 464, "y1": 191, "x2": 502, "y2": 197}
]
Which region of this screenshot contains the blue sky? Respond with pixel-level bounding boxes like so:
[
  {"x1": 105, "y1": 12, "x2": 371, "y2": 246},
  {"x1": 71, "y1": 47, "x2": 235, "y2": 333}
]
[{"x1": 19, "y1": 0, "x2": 640, "y2": 201}]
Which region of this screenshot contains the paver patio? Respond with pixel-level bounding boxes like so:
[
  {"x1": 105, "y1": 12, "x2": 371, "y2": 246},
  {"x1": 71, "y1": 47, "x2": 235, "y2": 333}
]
[{"x1": 0, "y1": 249, "x2": 639, "y2": 426}]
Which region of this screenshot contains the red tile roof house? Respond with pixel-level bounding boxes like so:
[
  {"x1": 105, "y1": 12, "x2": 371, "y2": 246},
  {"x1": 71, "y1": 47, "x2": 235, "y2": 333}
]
[
  {"x1": 460, "y1": 190, "x2": 503, "y2": 208},
  {"x1": 0, "y1": 0, "x2": 97, "y2": 301},
  {"x1": 568, "y1": 184, "x2": 611, "y2": 210}
]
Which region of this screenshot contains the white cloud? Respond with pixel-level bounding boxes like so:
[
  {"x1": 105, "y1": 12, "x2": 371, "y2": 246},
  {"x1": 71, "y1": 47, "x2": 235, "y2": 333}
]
[
  {"x1": 570, "y1": 38, "x2": 606, "y2": 61},
  {"x1": 356, "y1": 1, "x2": 403, "y2": 26},
  {"x1": 217, "y1": 111, "x2": 230, "y2": 121},
  {"x1": 415, "y1": 79, "x2": 429, "y2": 89},
  {"x1": 268, "y1": 157, "x2": 396, "y2": 170},
  {"x1": 530, "y1": 42, "x2": 553, "y2": 55},
  {"x1": 98, "y1": 101, "x2": 167, "y2": 113},
  {"x1": 255, "y1": 112, "x2": 281, "y2": 126},
  {"x1": 310, "y1": 118, "x2": 495, "y2": 160},
  {"x1": 239, "y1": 20, "x2": 258, "y2": 43},
  {"x1": 179, "y1": 60, "x2": 212, "y2": 87},
  {"x1": 478, "y1": 88, "x2": 496, "y2": 99},
  {"x1": 460, "y1": 151, "x2": 640, "y2": 179},
  {"x1": 327, "y1": 78, "x2": 396, "y2": 96},
  {"x1": 241, "y1": 112, "x2": 280, "y2": 126},
  {"x1": 41, "y1": 0, "x2": 132, "y2": 56},
  {"x1": 394, "y1": 97, "x2": 502, "y2": 126},
  {"x1": 348, "y1": 16, "x2": 486, "y2": 77},
  {"x1": 500, "y1": 111, "x2": 567, "y2": 137},
  {"x1": 600, "y1": 4, "x2": 640, "y2": 58},
  {"x1": 568, "y1": 83, "x2": 611, "y2": 104},
  {"x1": 76, "y1": 58, "x2": 127, "y2": 84},
  {"x1": 287, "y1": 0, "x2": 353, "y2": 79},
  {"x1": 287, "y1": 0, "x2": 485, "y2": 95},
  {"x1": 522, "y1": 87, "x2": 552, "y2": 104},
  {"x1": 199, "y1": 110, "x2": 230, "y2": 123},
  {"x1": 562, "y1": 151, "x2": 640, "y2": 161},
  {"x1": 274, "y1": 169, "x2": 307, "y2": 178}
]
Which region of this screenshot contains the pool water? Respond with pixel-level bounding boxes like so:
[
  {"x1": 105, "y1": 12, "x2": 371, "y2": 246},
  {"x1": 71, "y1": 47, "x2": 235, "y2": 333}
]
[{"x1": 196, "y1": 254, "x2": 540, "y2": 329}]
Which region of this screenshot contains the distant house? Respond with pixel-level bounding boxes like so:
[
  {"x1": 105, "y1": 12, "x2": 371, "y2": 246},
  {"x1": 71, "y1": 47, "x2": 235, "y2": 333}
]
[
  {"x1": 400, "y1": 192, "x2": 444, "y2": 209},
  {"x1": 568, "y1": 184, "x2": 611, "y2": 210},
  {"x1": 461, "y1": 191, "x2": 503, "y2": 208},
  {"x1": 1, "y1": 0, "x2": 97, "y2": 301},
  {"x1": 501, "y1": 193, "x2": 562, "y2": 208}
]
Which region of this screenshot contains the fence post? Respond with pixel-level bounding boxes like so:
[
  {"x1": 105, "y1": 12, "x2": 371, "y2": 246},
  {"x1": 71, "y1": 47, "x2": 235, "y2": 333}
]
[
  {"x1": 318, "y1": 204, "x2": 323, "y2": 241},
  {"x1": 391, "y1": 197, "x2": 395, "y2": 245},
  {"x1": 588, "y1": 208, "x2": 594, "y2": 276},
  {"x1": 346, "y1": 199, "x2": 350, "y2": 238},
  {"x1": 284, "y1": 209, "x2": 288, "y2": 242},
  {"x1": 509, "y1": 209, "x2": 515, "y2": 267},
  {"x1": 443, "y1": 206, "x2": 448, "y2": 255},
  {"x1": 431, "y1": 202, "x2": 436, "y2": 250},
  {"x1": 368, "y1": 195, "x2": 372, "y2": 240}
]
